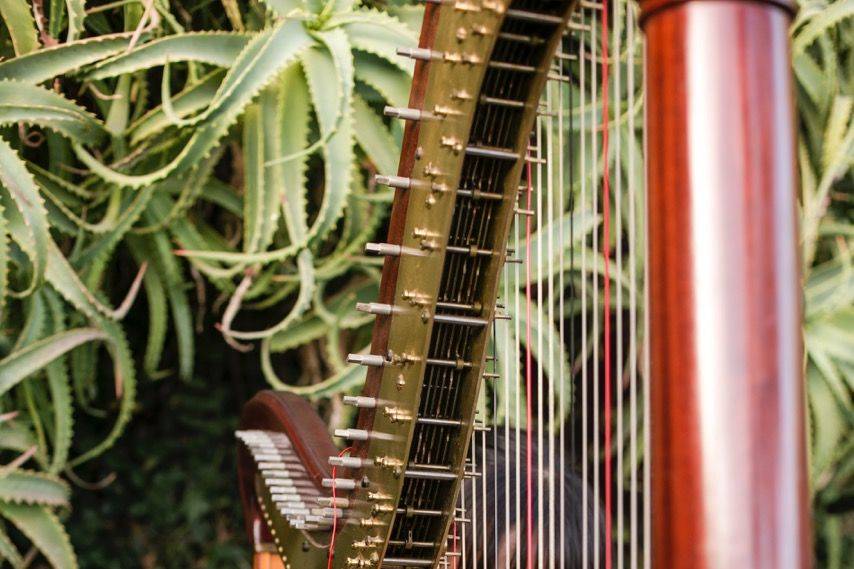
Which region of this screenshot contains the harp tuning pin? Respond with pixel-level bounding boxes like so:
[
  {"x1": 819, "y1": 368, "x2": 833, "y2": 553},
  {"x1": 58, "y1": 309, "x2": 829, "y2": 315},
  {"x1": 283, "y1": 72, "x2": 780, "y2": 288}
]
[
  {"x1": 329, "y1": 455, "x2": 372, "y2": 469},
  {"x1": 482, "y1": 372, "x2": 500, "y2": 379},
  {"x1": 495, "y1": 312, "x2": 511, "y2": 320},
  {"x1": 355, "y1": 302, "x2": 395, "y2": 316},
  {"x1": 322, "y1": 477, "x2": 358, "y2": 491},
  {"x1": 397, "y1": 47, "x2": 443, "y2": 62},
  {"x1": 347, "y1": 353, "x2": 388, "y2": 367},
  {"x1": 384, "y1": 106, "x2": 428, "y2": 121},
  {"x1": 359, "y1": 517, "x2": 387, "y2": 527},
  {"x1": 365, "y1": 242, "x2": 402, "y2": 257},
  {"x1": 515, "y1": 207, "x2": 535, "y2": 217},
  {"x1": 317, "y1": 496, "x2": 351, "y2": 508},
  {"x1": 374, "y1": 174, "x2": 411, "y2": 189},
  {"x1": 343, "y1": 395, "x2": 378, "y2": 409},
  {"x1": 335, "y1": 428, "x2": 371, "y2": 442}
]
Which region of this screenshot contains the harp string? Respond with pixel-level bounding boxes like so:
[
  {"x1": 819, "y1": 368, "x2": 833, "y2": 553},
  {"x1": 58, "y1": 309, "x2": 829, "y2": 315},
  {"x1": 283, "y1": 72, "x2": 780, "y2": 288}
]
[
  {"x1": 524, "y1": 154, "x2": 534, "y2": 569},
  {"x1": 458, "y1": 4, "x2": 648, "y2": 567},
  {"x1": 558, "y1": 29, "x2": 569, "y2": 569},
  {"x1": 580, "y1": 7, "x2": 590, "y2": 569},
  {"x1": 642, "y1": 28, "x2": 652, "y2": 569},
  {"x1": 627, "y1": 4, "x2": 639, "y2": 569},
  {"x1": 591, "y1": 8, "x2": 600, "y2": 568},
  {"x1": 601, "y1": 3, "x2": 613, "y2": 569},
  {"x1": 613, "y1": 2, "x2": 624, "y2": 568},
  {"x1": 536, "y1": 84, "x2": 545, "y2": 569}
]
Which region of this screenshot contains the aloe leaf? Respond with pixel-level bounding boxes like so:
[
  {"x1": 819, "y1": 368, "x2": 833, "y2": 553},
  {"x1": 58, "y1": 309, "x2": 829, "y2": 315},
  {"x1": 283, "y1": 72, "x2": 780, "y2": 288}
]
[
  {"x1": 261, "y1": 337, "x2": 367, "y2": 397},
  {"x1": 0, "y1": 329, "x2": 107, "y2": 396},
  {"x1": 0, "y1": 33, "x2": 137, "y2": 83},
  {"x1": 43, "y1": 290, "x2": 73, "y2": 473},
  {"x1": 803, "y1": 96, "x2": 854, "y2": 267},
  {"x1": 352, "y1": 92, "x2": 398, "y2": 175},
  {"x1": 808, "y1": 364, "x2": 849, "y2": 479},
  {"x1": 138, "y1": 260, "x2": 168, "y2": 377},
  {"x1": 224, "y1": 248, "x2": 315, "y2": 341},
  {"x1": 44, "y1": 238, "x2": 141, "y2": 320},
  {"x1": 525, "y1": 210, "x2": 601, "y2": 278},
  {"x1": 259, "y1": 0, "x2": 306, "y2": 18},
  {"x1": 243, "y1": 99, "x2": 278, "y2": 253},
  {"x1": 0, "y1": 526, "x2": 23, "y2": 567},
  {"x1": 793, "y1": 0, "x2": 854, "y2": 54},
  {"x1": 69, "y1": 316, "x2": 136, "y2": 466},
  {"x1": 0, "y1": 503, "x2": 77, "y2": 569},
  {"x1": 275, "y1": 65, "x2": 311, "y2": 244},
  {"x1": 339, "y1": 9, "x2": 417, "y2": 73},
  {"x1": 135, "y1": 150, "x2": 221, "y2": 236},
  {"x1": 127, "y1": 227, "x2": 195, "y2": 380},
  {"x1": 0, "y1": 470, "x2": 69, "y2": 507},
  {"x1": 387, "y1": 3, "x2": 425, "y2": 34},
  {"x1": 87, "y1": 32, "x2": 253, "y2": 79},
  {"x1": 354, "y1": 52, "x2": 412, "y2": 108},
  {"x1": 0, "y1": 81, "x2": 107, "y2": 143},
  {"x1": 0, "y1": 0, "x2": 40, "y2": 55},
  {"x1": 129, "y1": 69, "x2": 225, "y2": 145},
  {"x1": 0, "y1": 200, "x2": 7, "y2": 323},
  {"x1": 509, "y1": 291, "x2": 573, "y2": 431},
  {"x1": 65, "y1": 0, "x2": 87, "y2": 42},
  {"x1": 793, "y1": 51, "x2": 830, "y2": 108},
  {"x1": 74, "y1": 19, "x2": 314, "y2": 188},
  {"x1": 30, "y1": 164, "x2": 95, "y2": 201},
  {"x1": 0, "y1": 422, "x2": 36, "y2": 455},
  {"x1": 0, "y1": 137, "x2": 50, "y2": 294},
  {"x1": 302, "y1": 27, "x2": 355, "y2": 245}
]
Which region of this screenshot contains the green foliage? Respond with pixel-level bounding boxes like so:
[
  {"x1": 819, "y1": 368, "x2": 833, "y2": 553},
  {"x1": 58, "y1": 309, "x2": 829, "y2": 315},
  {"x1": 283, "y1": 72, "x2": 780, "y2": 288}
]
[
  {"x1": 0, "y1": 0, "x2": 416, "y2": 565},
  {"x1": 793, "y1": 2, "x2": 854, "y2": 564}
]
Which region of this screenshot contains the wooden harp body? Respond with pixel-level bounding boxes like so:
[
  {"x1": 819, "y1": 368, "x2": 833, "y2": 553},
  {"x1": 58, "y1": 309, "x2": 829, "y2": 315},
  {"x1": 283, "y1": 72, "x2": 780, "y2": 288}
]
[{"x1": 237, "y1": 1, "x2": 811, "y2": 568}]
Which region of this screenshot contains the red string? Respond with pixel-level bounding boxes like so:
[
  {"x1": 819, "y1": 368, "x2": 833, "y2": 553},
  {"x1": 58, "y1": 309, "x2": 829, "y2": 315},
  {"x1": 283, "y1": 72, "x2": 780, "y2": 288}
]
[
  {"x1": 600, "y1": 3, "x2": 613, "y2": 569},
  {"x1": 327, "y1": 446, "x2": 352, "y2": 569},
  {"x1": 524, "y1": 158, "x2": 534, "y2": 569}
]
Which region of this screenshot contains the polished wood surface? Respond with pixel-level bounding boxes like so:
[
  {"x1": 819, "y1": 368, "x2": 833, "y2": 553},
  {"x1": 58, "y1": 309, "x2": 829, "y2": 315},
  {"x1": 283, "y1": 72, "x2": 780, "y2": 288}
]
[
  {"x1": 237, "y1": 391, "x2": 337, "y2": 545},
  {"x1": 253, "y1": 552, "x2": 286, "y2": 569},
  {"x1": 640, "y1": 0, "x2": 811, "y2": 567}
]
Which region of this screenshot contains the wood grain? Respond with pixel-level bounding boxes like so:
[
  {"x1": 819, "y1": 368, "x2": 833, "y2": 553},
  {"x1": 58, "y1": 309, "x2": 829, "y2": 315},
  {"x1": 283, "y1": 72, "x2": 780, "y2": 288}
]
[{"x1": 640, "y1": 0, "x2": 811, "y2": 566}]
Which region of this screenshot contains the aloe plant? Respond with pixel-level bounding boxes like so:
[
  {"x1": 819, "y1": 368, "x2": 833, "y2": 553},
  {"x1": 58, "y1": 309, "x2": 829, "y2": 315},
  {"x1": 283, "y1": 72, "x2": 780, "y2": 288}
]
[{"x1": 0, "y1": 0, "x2": 417, "y2": 565}]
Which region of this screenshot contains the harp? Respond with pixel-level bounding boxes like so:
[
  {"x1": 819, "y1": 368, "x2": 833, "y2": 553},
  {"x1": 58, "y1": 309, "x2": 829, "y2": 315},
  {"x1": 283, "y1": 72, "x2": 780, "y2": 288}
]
[{"x1": 237, "y1": 0, "x2": 811, "y2": 567}]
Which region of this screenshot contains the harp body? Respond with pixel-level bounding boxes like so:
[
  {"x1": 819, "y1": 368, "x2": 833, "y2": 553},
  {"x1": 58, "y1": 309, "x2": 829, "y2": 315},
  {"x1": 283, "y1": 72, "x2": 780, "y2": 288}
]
[{"x1": 237, "y1": 1, "x2": 811, "y2": 568}]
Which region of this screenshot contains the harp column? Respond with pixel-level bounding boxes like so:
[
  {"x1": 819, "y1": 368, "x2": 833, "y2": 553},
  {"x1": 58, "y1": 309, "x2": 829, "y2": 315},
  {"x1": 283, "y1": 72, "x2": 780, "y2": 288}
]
[{"x1": 639, "y1": 1, "x2": 811, "y2": 568}]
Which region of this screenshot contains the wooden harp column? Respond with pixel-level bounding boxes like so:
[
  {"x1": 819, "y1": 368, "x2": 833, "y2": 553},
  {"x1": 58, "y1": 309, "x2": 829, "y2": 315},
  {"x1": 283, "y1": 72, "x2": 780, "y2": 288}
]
[{"x1": 640, "y1": 0, "x2": 811, "y2": 567}]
